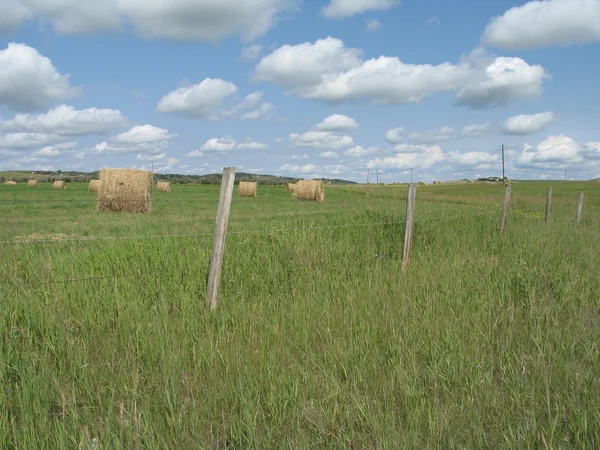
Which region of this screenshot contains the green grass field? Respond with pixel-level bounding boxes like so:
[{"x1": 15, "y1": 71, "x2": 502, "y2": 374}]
[{"x1": 1, "y1": 181, "x2": 599, "y2": 448}]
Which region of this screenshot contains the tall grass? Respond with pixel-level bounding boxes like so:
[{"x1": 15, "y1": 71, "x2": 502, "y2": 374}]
[{"x1": 0, "y1": 181, "x2": 599, "y2": 448}]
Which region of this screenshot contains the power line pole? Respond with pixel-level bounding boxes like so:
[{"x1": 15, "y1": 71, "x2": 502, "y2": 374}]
[
  {"x1": 565, "y1": 169, "x2": 567, "y2": 181},
  {"x1": 501, "y1": 144, "x2": 505, "y2": 181},
  {"x1": 376, "y1": 169, "x2": 379, "y2": 184},
  {"x1": 410, "y1": 167, "x2": 413, "y2": 184},
  {"x1": 367, "y1": 169, "x2": 370, "y2": 184}
]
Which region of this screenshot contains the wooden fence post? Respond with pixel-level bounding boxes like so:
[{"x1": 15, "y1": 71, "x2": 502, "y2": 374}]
[
  {"x1": 501, "y1": 183, "x2": 511, "y2": 233},
  {"x1": 545, "y1": 187, "x2": 552, "y2": 223},
  {"x1": 576, "y1": 192, "x2": 584, "y2": 223},
  {"x1": 207, "y1": 167, "x2": 236, "y2": 310},
  {"x1": 402, "y1": 183, "x2": 417, "y2": 269}
]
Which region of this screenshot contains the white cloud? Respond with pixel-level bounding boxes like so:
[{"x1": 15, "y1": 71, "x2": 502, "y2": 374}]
[
  {"x1": 94, "y1": 124, "x2": 175, "y2": 154},
  {"x1": 503, "y1": 112, "x2": 558, "y2": 135},
  {"x1": 289, "y1": 131, "x2": 354, "y2": 149},
  {"x1": 157, "y1": 78, "x2": 238, "y2": 118},
  {"x1": 319, "y1": 151, "x2": 340, "y2": 159},
  {"x1": 425, "y1": 17, "x2": 441, "y2": 26},
  {"x1": 0, "y1": 0, "x2": 31, "y2": 33},
  {"x1": 409, "y1": 126, "x2": 456, "y2": 142},
  {"x1": 516, "y1": 135, "x2": 585, "y2": 167},
  {"x1": 461, "y1": 123, "x2": 493, "y2": 137},
  {"x1": 313, "y1": 114, "x2": 359, "y2": 131},
  {"x1": 280, "y1": 163, "x2": 317, "y2": 173},
  {"x1": 365, "y1": 18, "x2": 381, "y2": 31},
  {"x1": 154, "y1": 157, "x2": 180, "y2": 173},
  {"x1": 368, "y1": 144, "x2": 445, "y2": 169},
  {"x1": 186, "y1": 136, "x2": 268, "y2": 156},
  {"x1": 291, "y1": 153, "x2": 310, "y2": 160},
  {"x1": 0, "y1": 132, "x2": 74, "y2": 151},
  {"x1": 5, "y1": 0, "x2": 300, "y2": 42},
  {"x1": 581, "y1": 142, "x2": 600, "y2": 160},
  {"x1": 322, "y1": 0, "x2": 399, "y2": 18},
  {"x1": 240, "y1": 44, "x2": 263, "y2": 61},
  {"x1": 482, "y1": 0, "x2": 600, "y2": 49},
  {"x1": 0, "y1": 105, "x2": 128, "y2": 135},
  {"x1": 345, "y1": 145, "x2": 379, "y2": 157},
  {"x1": 0, "y1": 43, "x2": 81, "y2": 112},
  {"x1": 136, "y1": 153, "x2": 167, "y2": 161},
  {"x1": 241, "y1": 102, "x2": 274, "y2": 120},
  {"x1": 255, "y1": 38, "x2": 549, "y2": 108},
  {"x1": 447, "y1": 151, "x2": 499, "y2": 168},
  {"x1": 385, "y1": 127, "x2": 404, "y2": 144},
  {"x1": 32, "y1": 146, "x2": 62, "y2": 157}
]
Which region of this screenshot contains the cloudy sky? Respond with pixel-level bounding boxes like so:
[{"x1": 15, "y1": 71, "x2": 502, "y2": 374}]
[{"x1": 0, "y1": 0, "x2": 599, "y2": 182}]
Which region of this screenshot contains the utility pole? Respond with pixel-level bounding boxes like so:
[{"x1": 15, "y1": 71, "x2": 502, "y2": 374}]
[
  {"x1": 565, "y1": 169, "x2": 567, "y2": 181},
  {"x1": 501, "y1": 144, "x2": 505, "y2": 181},
  {"x1": 376, "y1": 169, "x2": 379, "y2": 184},
  {"x1": 410, "y1": 167, "x2": 413, "y2": 184},
  {"x1": 367, "y1": 169, "x2": 370, "y2": 184}
]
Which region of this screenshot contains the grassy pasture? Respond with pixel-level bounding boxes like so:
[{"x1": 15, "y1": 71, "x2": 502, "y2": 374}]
[{"x1": 0, "y1": 181, "x2": 599, "y2": 448}]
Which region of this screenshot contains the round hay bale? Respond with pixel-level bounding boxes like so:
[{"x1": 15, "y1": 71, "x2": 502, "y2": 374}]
[
  {"x1": 156, "y1": 181, "x2": 171, "y2": 193},
  {"x1": 27, "y1": 180, "x2": 38, "y2": 187},
  {"x1": 53, "y1": 180, "x2": 66, "y2": 189},
  {"x1": 5, "y1": 180, "x2": 17, "y2": 185},
  {"x1": 418, "y1": 181, "x2": 426, "y2": 186},
  {"x1": 239, "y1": 181, "x2": 257, "y2": 197},
  {"x1": 294, "y1": 180, "x2": 325, "y2": 202},
  {"x1": 467, "y1": 180, "x2": 474, "y2": 184},
  {"x1": 287, "y1": 183, "x2": 297, "y2": 192},
  {"x1": 88, "y1": 180, "x2": 101, "y2": 192},
  {"x1": 98, "y1": 168, "x2": 152, "y2": 213}
]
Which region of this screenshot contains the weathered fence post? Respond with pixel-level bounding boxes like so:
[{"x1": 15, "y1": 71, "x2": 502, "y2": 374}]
[
  {"x1": 207, "y1": 167, "x2": 236, "y2": 310},
  {"x1": 501, "y1": 183, "x2": 511, "y2": 233},
  {"x1": 576, "y1": 192, "x2": 584, "y2": 223},
  {"x1": 545, "y1": 187, "x2": 552, "y2": 223},
  {"x1": 402, "y1": 183, "x2": 417, "y2": 269}
]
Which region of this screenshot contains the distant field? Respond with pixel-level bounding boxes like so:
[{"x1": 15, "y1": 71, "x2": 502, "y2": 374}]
[{"x1": 1, "y1": 181, "x2": 599, "y2": 448}]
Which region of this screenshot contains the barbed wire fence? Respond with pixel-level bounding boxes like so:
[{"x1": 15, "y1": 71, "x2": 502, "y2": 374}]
[{"x1": 0, "y1": 169, "x2": 593, "y2": 305}]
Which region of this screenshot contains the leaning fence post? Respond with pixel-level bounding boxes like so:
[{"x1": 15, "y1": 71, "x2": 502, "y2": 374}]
[
  {"x1": 501, "y1": 183, "x2": 511, "y2": 233},
  {"x1": 576, "y1": 192, "x2": 584, "y2": 223},
  {"x1": 207, "y1": 167, "x2": 236, "y2": 310},
  {"x1": 402, "y1": 183, "x2": 417, "y2": 269},
  {"x1": 545, "y1": 187, "x2": 552, "y2": 223}
]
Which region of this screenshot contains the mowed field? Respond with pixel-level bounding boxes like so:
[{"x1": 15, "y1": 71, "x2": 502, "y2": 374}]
[{"x1": 1, "y1": 180, "x2": 599, "y2": 448}]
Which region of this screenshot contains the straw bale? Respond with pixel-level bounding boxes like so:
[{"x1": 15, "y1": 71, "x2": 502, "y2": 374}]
[
  {"x1": 418, "y1": 181, "x2": 426, "y2": 186},
  {"x1": 88, "y1": 180, "x2": 101, "y2": 192},
  {"x1": 53, "y1": 180, "x2": 66, "y2": 189},
  {"x1": 467, "y1": 180, "x2": 474, "y2": 184},
  {"x1": 287, "y1": 183, "x2": 297, "y2": 192},
  {"x1": 156, "y1": 181, "x2": 171, "y2": 193},
  {"x1": 5, "y1": 181, "x2": 17, "y2": 185},
  {"x1": 239, "y1": 181, "x2": 257, "y2": 197},
  {"x1": 27, "y1": 180, "x2": 38, "y2": 187},
  {"x1": 294, "y1": 180, "x2": 325, "y2": 202},
  {"x1": 98, "y1": 168, "x2": 152, "y2": 213}
]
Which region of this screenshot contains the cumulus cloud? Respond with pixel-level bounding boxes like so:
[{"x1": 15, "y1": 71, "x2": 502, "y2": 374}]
[
  {"x1": 0, "y1": 132, "x2": 74, "y2": 151},
  {"x1": 313, "y1": 114, "x2": 359, "y2": 131},
  {"x1": 385, "y1": 127, "x2": 404, "y2": 144},
  {"x1": 289, "y1": 131, "x2": 354, "y2": 149},
  {"x1": 3, "y1": 0, "x2": 299, "y2": 42},
  {"x1": 322, "y1": 0, "x2": 399, "y2": 18},
  {"x1": 0, "y1": 43, "x2": 81, "y2": 112},
  {"x1": 240, "y1": 44, "x2": 263, "y2": 62},
  {"x1": 319, "y1": 151, "x2": 340, "y2": 159},
  {"x1": 446, "y1": 151, "x2": 499, "y2": 169},
  {"x1": 136, "y1": 153, "x2": 167, "y2": 161},
  {"x1": 186, "y1": 136, "x2": 268, "y2": 156},
  {"x1": 0, "y1": 105, "x2": 128, "y2": 135},
  {"x1": 157, "y1": 78, "x2": 238, "y2": 118},
  {"x1": 32, "y1": 146, "x2": 62, "y2": 157},
  {"x1": 254, "y1": 38, "x2": 549, "y2": 107},
  {"x1": 280, "y1": 163, "x2": 317, "y2": 173},
  {"x1": 291, "y1": 153, "x2": 310, "y2": 160},
  {"x1": 461, "y1": 123, "x2": 493, "y2": 137},
  {"x1": 240, "y1": 102, "x2": 274, "y2": 120},
  {"x1": 368, "y1": 144, "x2": 445, "y2": 169},
  {"x1": 365, "y1": 18, "x2": 381, "y2": 31},
  {"x1": 515, "y1": 135, "x2": 588, "y2": 167},
  {"x1": 503, "y1": 112, "x2": 558, "y2": 135},
  {"x1": 482, "y1": 0, "x2": 600, "y2": 49},
  {"x1": 93, "y1": 124, "x2": 175, "y2": 154},
  {"x1": 409, "y1": 126, "x2": 456, "y2": 142},
  {"x1": 345, "y1": 145, "x2": 379, "y2": 157}
]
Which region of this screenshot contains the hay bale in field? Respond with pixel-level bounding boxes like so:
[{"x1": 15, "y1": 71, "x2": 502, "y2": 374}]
[
  {"x1": 156, "y1": 181, "x2": 171, "y2": 193},
  {"x1": 466, "y1": 180, "x2": 474, "y2": 184},
  {"x1": 418, "y1": 181, "x2": 426, "y2": 186},
  {"x1": 239, "y1": 181, "x2": 257, "y2": 197},
  {"x1": 432, "y1": 181, "x2": 439, "y2": 185},
  {"x1": 53, "y1": 180, "x2": 66, "y2": 189},
  {"x1": 5, "y1": 180, "x2": 17, "y2": 185},
  {"x1": 98, "y1": 168, "x2": 152, "y2": 213},
  {"x1": 27, "y1": 180, "x2": 38, "y2": 187},
  {"x1": 88, "y1": 180, "x2": 101, "y2": 192},
  {"x1": 287, "y1": 183, "x2": 297, "y2": 192},
  {"x1": 294, "y1": 180, "x2": 325, "y2": 202}
]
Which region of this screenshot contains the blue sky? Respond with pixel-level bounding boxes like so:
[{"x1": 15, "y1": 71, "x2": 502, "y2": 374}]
[{"x1": 1, "y1": 0, "x2": 599, "y2": 182}]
